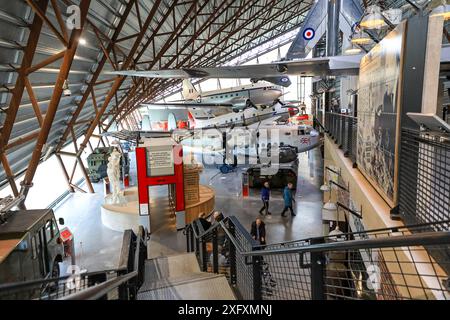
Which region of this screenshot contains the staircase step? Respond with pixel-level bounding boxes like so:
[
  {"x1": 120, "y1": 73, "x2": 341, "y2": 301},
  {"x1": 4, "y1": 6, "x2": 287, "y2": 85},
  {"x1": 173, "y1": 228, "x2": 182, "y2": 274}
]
[
  {"x1": 139, "y1": 272, "x2": 223, "y2": 292},
  {"x1": 137, "y1": 274, "x2": 236, "y2": 300},
  {"x1": 143, "y1": 252, "x2": 201, "y2": 283}
]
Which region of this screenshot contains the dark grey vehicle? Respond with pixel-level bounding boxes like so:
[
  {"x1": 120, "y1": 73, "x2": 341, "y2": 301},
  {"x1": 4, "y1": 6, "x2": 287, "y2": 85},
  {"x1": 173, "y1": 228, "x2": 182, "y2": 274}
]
[{"x1": 0, "y1": 209, "x2": 65, "y2": 285}]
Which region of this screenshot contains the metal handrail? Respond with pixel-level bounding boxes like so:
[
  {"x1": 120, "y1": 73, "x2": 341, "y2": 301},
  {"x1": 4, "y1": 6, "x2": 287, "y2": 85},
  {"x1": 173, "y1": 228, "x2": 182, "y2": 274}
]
[
  {"x1": 0, "y1": 226, "x2": 146, "y2": 300},
  {"x1": 0, "y1": 267, "x2": 127, "y2": 293},
  {"x1": 61, "y1": 226, "x2": 147, "y2": 300},
  {"x1": 190, "y1": 214, "x2": 450, "y2": 255},
  {"x1": 189, "y1": 214, "x2": 450, "y2": 257},
  {"x1": 187, "y1": 214, "x2": 450, "y2": 300},
  {"x1": 60, "y1": 271, "x2": 138, "y2": 300},
  {"x1": 240, "y1": 231, "x2": 450, "y2": 257}
]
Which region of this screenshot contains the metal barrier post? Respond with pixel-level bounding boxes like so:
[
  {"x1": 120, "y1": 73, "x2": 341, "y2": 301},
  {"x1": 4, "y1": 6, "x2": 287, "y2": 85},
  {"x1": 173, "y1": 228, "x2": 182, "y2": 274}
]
[
  {"x1": 344, "y1": 116, "x2": 351, "y2": 156},
  {"x1": 118, "y1": 270, "x2": 129, "y2": 300},
  {"x1": 252, "y1": 251, "x2": 263, "y2": 300},
  {"x1": 190, "y1": 227, "x2": 195, "y2": 253},
  {"x1": 229, "y1": 223, "x2": 237, "y2": 285},
  {"x1": 200, "y1": 239, "x2": 208, "y2": 272},
  {"x1": 310, "y1": 238, "x2": 325, "y2": 300},
  {"x1": 212, "y1": 228, "x2": 219, "y2": 273},
  {"x1": 186, "y1": 226, "x2": 190, "y2": 252}
]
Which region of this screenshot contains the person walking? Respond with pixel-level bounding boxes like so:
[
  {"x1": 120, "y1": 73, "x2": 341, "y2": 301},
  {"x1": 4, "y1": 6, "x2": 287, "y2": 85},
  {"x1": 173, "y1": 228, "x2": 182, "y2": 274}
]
[
  {"x1": 250, "y1": 218, "x2": 266, "y2": 245},
  {"x1": 281, "y1": 182, "x2": 296, "y2": 217},
  {"x1": 259, "y1": 181, "x2": 271, "y2": 215}
]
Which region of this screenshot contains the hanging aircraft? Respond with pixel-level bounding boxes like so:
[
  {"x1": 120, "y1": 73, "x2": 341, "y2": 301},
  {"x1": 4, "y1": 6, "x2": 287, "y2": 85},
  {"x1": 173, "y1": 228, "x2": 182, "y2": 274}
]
[
  {"x1": 143, "y1": 79, "x2": 285, "y2": 110},
  {"x1": 109, "y1": 55, "x2": 364, "y2": 88}
]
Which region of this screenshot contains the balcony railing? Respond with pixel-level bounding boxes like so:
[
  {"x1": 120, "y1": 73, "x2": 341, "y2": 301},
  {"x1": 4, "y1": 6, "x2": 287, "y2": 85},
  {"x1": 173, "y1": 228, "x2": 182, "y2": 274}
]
[
  {"x1": 185, "y1": 215, "x2": 450, "y2": 300},
  {"x1": 322, "y1": 112, "x2": 357, "y2": 165}
]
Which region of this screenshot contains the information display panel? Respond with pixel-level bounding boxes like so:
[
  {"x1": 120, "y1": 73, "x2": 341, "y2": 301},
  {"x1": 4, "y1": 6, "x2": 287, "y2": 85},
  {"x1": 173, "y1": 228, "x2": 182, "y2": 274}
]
[
  {"x1": 146, "y1": 146, "x2": 174, "y2": 177},
  {"x1": 356, "y1": 22, "x2": 405, "y2": 207}
]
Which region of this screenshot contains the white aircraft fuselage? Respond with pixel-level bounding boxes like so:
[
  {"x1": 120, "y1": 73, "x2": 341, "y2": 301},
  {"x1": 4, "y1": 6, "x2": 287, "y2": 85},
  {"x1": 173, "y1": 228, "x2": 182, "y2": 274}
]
[
  {"x1": 188, "y1": 102, "x2": 288, "y2": 129},
  {"x1": 191, "y1": 82, "x2": 283, "y2": 107}
]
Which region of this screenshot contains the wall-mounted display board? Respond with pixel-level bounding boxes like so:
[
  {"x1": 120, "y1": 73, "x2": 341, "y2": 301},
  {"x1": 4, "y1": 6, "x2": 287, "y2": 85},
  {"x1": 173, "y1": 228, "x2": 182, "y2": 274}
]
[{"x1": 356, "y1": 22, "x2": 406, "y2": 207}]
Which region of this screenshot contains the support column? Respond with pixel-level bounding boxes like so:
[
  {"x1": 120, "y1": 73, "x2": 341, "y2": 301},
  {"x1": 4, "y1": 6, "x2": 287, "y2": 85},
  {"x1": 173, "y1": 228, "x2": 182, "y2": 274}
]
[
  {"x1": 55, "y1": 154, "x2": 75, "y2": 193},
  {"x1": 326, "y1": 0, "x2": 340, "y2": 57}
]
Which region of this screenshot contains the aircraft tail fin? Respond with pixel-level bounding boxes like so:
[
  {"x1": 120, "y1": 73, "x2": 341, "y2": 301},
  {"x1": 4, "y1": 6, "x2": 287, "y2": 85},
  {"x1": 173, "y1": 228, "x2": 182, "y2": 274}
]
[
  {"x1": 182, "y1": 79, "x2": 200, "y2": 100},
  {"x1": 187, "y1": 110, "x2": 196, "y2": 128}
]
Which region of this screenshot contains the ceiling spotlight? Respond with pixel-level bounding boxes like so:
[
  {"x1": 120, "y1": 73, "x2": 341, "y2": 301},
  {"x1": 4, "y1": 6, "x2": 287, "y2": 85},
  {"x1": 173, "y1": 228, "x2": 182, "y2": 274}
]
[
  {"x1": 323, "y1": 200, "x2": 337, "y2": 211},
  {"x1": 351, "y1": 31, "x2": 373, "y2": 45},
  {"x1": 79, "y1": 38, "x2": 87, "y2": 45},
  {"x1": 63, "y1": 80, "x2": 71, "y2": 96},
  {"x1": 360, "y1": 5, "x2": 387, "y2": 30},
  {"x1": 344, "y1": 43, "x2": 362, "y2": 55},
  {"x1": 431, "y1": 2, "x2": 450, "y2": 20}
]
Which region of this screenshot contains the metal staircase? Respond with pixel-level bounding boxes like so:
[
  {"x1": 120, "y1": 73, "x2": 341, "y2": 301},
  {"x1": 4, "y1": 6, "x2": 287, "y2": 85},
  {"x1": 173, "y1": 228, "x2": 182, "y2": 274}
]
[
  {"x1": 185, "y1": 215, "x2": 450, "y2": 300},
  {"x1": 1, "y1": 216, "x2": 449, "y2": 300},
  {"x1": 137, "y1": 253, "x2": 235, "y2": 300}
]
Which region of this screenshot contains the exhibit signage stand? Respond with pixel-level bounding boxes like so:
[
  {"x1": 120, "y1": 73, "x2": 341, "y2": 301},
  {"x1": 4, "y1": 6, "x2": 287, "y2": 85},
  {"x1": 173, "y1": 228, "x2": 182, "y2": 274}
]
[{"x1": 135, "y1": 136, "x2": 185, "y2": 232}]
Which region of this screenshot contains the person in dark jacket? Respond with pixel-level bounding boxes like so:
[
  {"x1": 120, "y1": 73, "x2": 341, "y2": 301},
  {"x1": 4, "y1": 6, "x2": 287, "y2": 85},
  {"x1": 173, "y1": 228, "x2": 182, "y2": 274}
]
[
  {"x1": 281, "y1": 182, "x2": 296, "y2": 217},
  {"x1": 198, "y1": 212, "x2": 211, "y2": 231},
  {"x1": 250, "y1": 218, "x2": 266, "y2": 245},
  {"x1": 259, "y1": 181, "x2": 271, "y2": 215}
]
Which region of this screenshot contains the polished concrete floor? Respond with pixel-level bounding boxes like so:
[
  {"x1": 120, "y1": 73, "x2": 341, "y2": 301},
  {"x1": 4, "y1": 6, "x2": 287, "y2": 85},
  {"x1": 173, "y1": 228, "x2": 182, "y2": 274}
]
[{"x1": 56, "y1": 147, "x2": 324, "y2": 273}]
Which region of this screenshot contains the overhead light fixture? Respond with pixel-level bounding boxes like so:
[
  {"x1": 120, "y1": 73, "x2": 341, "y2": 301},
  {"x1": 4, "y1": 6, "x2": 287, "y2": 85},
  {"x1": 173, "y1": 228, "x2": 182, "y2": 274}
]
[
  {"x1": 431, "y1": 2, "x2": 450, "y2": 20},
  {"x1": 344, "y1": 43, "x2": 362, "y2": 55},
  {"x1": 351, "y1": 31, "x2": 373, "y2": 45},
  {"x1": 323, "y1": 200, "x2": 337, "y2": 211},
  {"x1": 63, "y1": 80, "x2": 71, "y2": 96},
  {"x1": 360, "y1": 5, "x2": 387, "y2": 30},
  {"x1": 79, "y1": 37, "x2": 87, "y2": 45}
]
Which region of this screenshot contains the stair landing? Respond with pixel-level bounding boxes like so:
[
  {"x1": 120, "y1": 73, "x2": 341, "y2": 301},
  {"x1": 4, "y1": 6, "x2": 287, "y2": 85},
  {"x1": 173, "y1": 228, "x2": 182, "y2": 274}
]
[{"x1": 138, "y1": 253, "x2": 236, "y2": 300}]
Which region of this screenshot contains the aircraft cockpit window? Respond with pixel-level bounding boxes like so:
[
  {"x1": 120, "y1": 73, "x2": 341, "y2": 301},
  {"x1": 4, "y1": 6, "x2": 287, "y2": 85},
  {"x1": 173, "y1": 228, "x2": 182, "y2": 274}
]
[
  {"x1": 45, "y1": 220, "x2": 53, "y2": 243},
  {"x1": 17, "y1": 238, "x2": 29, "y2": 251}
]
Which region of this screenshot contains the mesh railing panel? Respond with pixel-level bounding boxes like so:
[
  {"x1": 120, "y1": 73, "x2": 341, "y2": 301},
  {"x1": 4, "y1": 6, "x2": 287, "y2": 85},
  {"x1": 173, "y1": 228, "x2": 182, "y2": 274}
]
[
  {"x1": 399, "y1": 129, "x2": 450, "y2": 227},
  {"x1": 258, "y1": 252, "x2": 312, "y2": 300},
  {"x1": 0, "y1": 270, "x2": 122, "y2": 300},
  {"x1": 325, "y1": 244, "x2": 450, "y2": 300},
  {"x1": 187, "y1": 216, "x2": 450, "y2": 300},
  {"x1": 234, "y1": 226, "x2": 255, "y2": 300}
]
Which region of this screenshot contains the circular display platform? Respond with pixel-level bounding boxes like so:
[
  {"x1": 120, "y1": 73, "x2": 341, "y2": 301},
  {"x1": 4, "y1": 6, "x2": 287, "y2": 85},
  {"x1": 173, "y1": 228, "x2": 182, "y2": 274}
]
[
  {"x1": 101, "y1": 187, "x2": 148, "y2": 233},
  {"x1": 100, "y1": 185, "x2": 215, "y2": 232}
]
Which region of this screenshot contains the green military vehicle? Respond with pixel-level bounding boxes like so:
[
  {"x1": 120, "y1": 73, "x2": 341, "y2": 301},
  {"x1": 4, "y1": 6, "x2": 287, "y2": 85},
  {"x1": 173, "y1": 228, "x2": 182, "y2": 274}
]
[
  {"x1": 87, "y1": 147, "x2": 130, "y2": 183},
  {"x1": 0, "y1": 209, "x2": 65, "y2": 285}
]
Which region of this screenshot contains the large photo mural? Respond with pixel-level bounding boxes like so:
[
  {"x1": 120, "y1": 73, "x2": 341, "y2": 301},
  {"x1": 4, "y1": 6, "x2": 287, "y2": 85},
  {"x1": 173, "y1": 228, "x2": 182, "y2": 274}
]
[{"x1": 356, "y1": 22, "x2": 405, "y2": 206}]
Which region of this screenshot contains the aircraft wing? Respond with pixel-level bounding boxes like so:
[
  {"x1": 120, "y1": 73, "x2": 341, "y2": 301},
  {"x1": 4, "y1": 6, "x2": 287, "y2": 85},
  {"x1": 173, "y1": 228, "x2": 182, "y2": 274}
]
[
  {"x1": 143, "y1": 102, "x2": 234, "y2": 109},
  {"x1": 107, "y1": 55, "x2": 363, "y2": 81}
]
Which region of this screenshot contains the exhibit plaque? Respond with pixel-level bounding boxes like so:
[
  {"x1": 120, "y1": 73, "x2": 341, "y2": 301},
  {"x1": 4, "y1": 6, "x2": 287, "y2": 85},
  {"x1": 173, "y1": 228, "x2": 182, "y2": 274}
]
[
  {"x1": 146, "y1": 146, "x2": 175, "y2": 176},
  {"x1": 356, "y1": 22, "x2": 405, "y2": 207}
]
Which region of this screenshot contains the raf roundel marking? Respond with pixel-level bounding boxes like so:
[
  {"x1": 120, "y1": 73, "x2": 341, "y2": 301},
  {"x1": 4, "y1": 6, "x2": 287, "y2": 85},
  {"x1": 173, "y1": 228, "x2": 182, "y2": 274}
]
[{"x1": 303, "y1": 28, "x2": 315, "y2": 41}]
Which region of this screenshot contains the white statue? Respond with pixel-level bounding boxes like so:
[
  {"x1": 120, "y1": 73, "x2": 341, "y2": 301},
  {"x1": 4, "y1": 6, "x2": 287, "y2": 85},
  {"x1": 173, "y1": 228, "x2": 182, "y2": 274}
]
[{"x1": 107, "y1": 149, "x2": 124, "y2": 204}]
